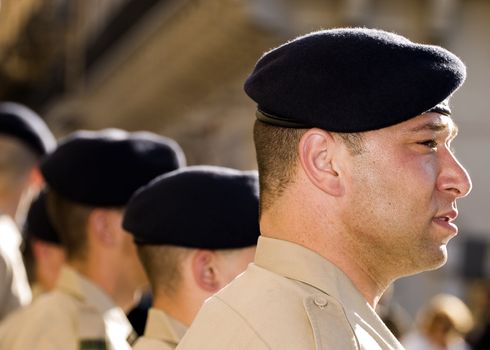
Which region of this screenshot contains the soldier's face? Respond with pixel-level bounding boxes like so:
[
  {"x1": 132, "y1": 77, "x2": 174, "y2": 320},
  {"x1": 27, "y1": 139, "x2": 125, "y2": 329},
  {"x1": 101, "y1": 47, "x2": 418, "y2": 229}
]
[{"x1": 340, "y1": 113, "x2": 471, "y2": 278}]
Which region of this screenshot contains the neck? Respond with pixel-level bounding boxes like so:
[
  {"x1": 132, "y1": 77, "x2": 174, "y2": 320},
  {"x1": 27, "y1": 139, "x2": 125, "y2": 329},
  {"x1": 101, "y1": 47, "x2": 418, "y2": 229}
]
[
  {"x1": 260, "y1": 192, "x2": 389, "y2": 308},
  {"x1": 152, "y1": 291, "x2": 200, "y2": 327},
  {"x1": 70, "y1": 256, "x2": 137, "y2": 312},
  {"x1": 324, "y1": 243, "x2": 390, "y2": 307}
]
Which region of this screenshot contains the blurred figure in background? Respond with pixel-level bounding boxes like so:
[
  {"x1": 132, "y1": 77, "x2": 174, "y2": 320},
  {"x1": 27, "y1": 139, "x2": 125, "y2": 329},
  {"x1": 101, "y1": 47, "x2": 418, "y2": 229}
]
[
  {"x1": 0, "y1": 102, "x2": 55, "y2": 321},
  {"x1": 21, "y1": 190, "x2": 65, "y2": 298},
  {"x1": 402, "y1": 294, "x2": 474, "y2": 350},
  {"x1": 466, "y1": 283, "x2": 490, "y2": 350},
  {"x1": 376, "y1": 285, "x2": 412, "y2": 340},
  {"x1": 123, "y1": 166, "x2": 260, "y2": 349},
  {"x1": 0, "y1": 129, "x2": 185, "y2": 350}
]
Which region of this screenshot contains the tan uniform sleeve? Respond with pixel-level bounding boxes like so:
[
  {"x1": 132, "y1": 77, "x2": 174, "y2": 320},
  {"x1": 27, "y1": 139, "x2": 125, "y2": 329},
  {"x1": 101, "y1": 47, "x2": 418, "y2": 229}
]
[
  {"x1": 0, "y1": 294, "x2": 78, "y2": 350},
  {"x1": 176, "y1": 297, "x2": 270, "y2": 350}
]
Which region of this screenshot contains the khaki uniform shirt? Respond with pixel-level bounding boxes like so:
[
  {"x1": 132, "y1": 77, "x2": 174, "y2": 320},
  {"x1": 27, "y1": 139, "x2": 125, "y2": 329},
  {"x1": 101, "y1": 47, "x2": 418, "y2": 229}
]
[
  {"x1": 0, "y1": 214, "x2": 31, "y2": 321},
  {"x1": 133, "y1": 308, "x2": 187, "y2": 350},
  {"x1": 0, "y1": 266, "x2": 134, "y2": 350},
  {"x1": 177, "y1": 237, "x2": 404, "y2": 350},
  {"x1": 30, "y1": 282, "x2": 47, "y2": 300}
]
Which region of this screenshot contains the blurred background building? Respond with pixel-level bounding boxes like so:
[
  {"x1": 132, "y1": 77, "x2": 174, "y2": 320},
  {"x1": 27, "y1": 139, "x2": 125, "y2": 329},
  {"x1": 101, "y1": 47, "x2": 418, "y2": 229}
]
[{"x1": 0, "y1": 0, "x2": 489, "y2": 330}]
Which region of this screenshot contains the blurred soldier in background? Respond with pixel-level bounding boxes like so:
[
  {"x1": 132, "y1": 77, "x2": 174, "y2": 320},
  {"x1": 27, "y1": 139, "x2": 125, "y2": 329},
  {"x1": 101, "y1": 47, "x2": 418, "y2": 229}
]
[
  {"x1": 0, "y1": 129, "x2": 185, "y2": 350},
  {"x1": 402, "y1": 294, "x2": 474, "y2": 350},
  {"x1": 376, "y1": 285, "x2": 412, "y2": 340},
  {"x1": 123, "y1": 166, "x2": 259, "y2": 349},
  {"x1": 21, "y1": 190, "x2": 65, "y2": 298},
  {"x1": 0, "y1": 102, "x2": 55, "y2": 321}
]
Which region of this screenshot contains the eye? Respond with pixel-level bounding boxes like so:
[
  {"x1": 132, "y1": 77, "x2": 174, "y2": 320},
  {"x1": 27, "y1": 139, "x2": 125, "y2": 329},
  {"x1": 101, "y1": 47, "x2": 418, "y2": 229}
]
[{"x1": 418, "y1": 139, "x2": 438, "y2": 150}]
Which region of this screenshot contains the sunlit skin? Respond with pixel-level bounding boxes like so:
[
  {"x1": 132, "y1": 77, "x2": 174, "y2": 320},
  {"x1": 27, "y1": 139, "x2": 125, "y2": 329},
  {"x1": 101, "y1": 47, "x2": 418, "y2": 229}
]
[
  {"x1": 340, "y1": 113, "x2": 471, "y2": 287},
  {"x1": 260, "y1": 112, "x2": 472, "y2": 307}
]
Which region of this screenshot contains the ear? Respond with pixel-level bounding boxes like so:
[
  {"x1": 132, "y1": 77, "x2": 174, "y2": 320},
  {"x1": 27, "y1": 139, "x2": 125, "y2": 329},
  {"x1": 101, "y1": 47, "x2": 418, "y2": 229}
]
[
  {"x1": 87, "y1": 209, "x2": 116, "y2": 247},
  {"x1": 191, "y1": 250, "x2": 220, "y2": 293},
  {"x1": 29, "y1": 167, "x2": 45, "y2": 189},
  {"x1": 298, "y1": 128, "x2": 344, "y2": 196}
]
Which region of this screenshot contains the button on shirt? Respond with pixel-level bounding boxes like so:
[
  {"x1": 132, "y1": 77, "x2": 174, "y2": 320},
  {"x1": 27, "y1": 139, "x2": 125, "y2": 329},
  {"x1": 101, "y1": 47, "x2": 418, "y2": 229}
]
[{"x1": 177, "y1": 236, "x2": 404, "y2": 350}]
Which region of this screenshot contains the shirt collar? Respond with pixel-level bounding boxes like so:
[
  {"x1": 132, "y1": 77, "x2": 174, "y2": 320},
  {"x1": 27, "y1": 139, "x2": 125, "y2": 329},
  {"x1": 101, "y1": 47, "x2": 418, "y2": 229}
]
[
  {"x1": 56, "y1": 266, "x2": 114, "y2": 310},
  {"x1": 56, "y1": 265, "x2": 134, "y2": 340},
  {"x1": 144, "y1": 308, "x2": 187, "y2": 345},
  {"x1": 254, "y1": 236, "x2": 402, "y2": 348},
  {"x1": 254, "y1": 236, "x2": 360, "y2": 302}
]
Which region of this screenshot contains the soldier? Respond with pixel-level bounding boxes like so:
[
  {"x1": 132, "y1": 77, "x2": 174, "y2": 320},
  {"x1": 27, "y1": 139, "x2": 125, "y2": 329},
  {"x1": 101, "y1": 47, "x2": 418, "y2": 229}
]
[
  {"x1": 123, "y1": 165, "x2": 259, "y2": 350},
  {"x1": 0, "y1": 102, "x2": 55, "y2": 321},
  {"x1": 21, "y1": 190, "x2": 65, "y2": 298},
  {"x1": 0, "y1": 129, "x2": 185, "y2": 350},
  {"x1": 177, "y1": 28, "x2": 472, "y2": 349}
]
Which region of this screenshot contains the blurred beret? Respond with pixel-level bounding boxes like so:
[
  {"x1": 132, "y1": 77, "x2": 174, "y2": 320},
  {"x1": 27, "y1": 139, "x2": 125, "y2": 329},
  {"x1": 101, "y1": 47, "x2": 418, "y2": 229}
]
[
  {"x1": 41, "y1": 129, "x2": 186, "y2": 207},
  {"x1": 24, "y1": 190, "x2": 61, "y2": 245},
  {"x1": 245, "y1": 27, "x2": 466, "y2": 131},
  {"x1": 123, "y1": 165, "x2": 260, "y2": 249},
  {"x1": 0, "y1": 102, "x2": 56, "y2": 155}
]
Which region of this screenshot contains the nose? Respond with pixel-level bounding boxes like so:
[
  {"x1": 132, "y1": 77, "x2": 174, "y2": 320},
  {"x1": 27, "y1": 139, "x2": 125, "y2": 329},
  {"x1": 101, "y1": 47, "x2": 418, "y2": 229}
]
[{"x1": 438, "y1": 150, "x2": 472, "y2": 198}]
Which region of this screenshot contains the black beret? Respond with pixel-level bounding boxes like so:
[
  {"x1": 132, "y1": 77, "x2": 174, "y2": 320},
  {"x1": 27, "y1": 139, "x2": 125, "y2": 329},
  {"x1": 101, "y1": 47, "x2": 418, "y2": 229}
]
[
  {"x1": 244, "y1": 27, "x2": 466, "y2": 131},
  {"x1": 0, "y1": 102, "x2": 56, "y2": 156},
  {"x1": 40, "y1": 129, "x2": 186, "y2": 207},
  {"x1": 24, "y1": 190, "x2": 61, "y2": 245},
  {"x1": 123, "y1": 165, "x2": 260, "y2": 249}
]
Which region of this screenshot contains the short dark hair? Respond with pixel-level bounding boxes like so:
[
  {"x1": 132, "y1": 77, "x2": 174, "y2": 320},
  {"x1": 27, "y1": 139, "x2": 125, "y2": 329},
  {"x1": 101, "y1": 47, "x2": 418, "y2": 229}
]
[
  {"x1": 253, "y1": 120, "x2": 364, "y2": 212},
  {"x1": 46, "y1": 190, "x2": 93, "y2": 261},
  {"x1": 136, "y1": 245, "x2": 190, "y2": 297},
  {"x1": 253, "y1": 121, "x2": 306, "y2": 212}
]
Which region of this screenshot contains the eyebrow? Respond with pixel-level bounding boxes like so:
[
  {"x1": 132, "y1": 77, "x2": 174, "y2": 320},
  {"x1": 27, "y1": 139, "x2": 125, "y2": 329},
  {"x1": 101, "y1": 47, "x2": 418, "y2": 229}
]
[{"x1": 409, "y1": 120, "x2": 459, "y2": 139}]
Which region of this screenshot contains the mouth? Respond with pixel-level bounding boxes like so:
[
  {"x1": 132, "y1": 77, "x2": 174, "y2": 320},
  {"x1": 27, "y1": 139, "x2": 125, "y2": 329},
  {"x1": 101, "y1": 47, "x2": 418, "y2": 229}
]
[
  {"x1": 434, "y1": 209, "x2": 458, "y2": 222},
  {"x1": 432, "y1": 210, "x2": 459, "y2": 236}
]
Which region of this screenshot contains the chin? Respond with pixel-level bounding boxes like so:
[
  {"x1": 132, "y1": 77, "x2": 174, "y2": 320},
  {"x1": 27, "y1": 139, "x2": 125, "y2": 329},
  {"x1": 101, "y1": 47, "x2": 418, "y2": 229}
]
[
  {"x1": 402, "y1": 246, "x2": 448, "y2": 277},
  {"x1": 422, "y1": 245, "x2": 448, "y2": 271}
]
